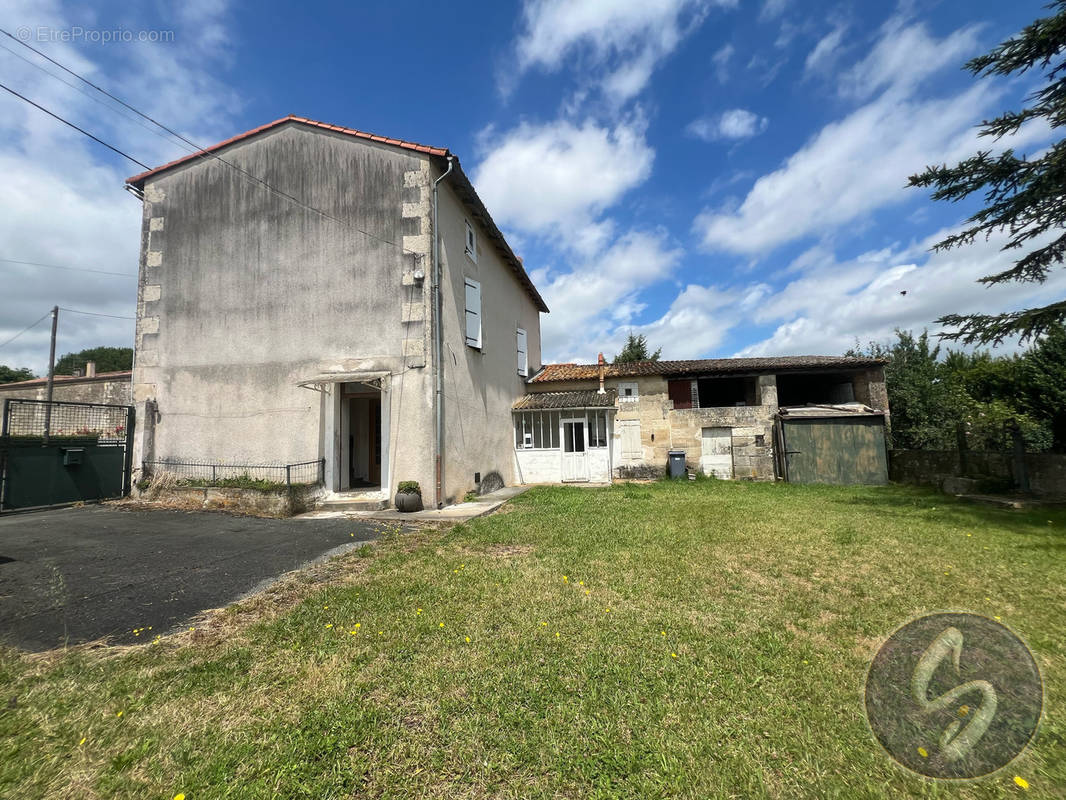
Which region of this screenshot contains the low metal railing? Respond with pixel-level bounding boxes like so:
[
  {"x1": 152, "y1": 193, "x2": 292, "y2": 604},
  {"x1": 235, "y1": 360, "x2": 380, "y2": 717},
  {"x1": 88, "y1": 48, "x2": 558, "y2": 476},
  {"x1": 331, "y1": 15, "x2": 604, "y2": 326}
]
[{"x1": 141, "y1": 458, "x2": 325, "y2": 487}]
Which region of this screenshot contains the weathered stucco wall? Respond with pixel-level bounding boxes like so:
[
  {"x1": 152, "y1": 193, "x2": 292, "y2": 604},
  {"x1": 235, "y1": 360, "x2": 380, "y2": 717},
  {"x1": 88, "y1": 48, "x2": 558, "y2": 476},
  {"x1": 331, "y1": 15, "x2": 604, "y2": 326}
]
[
  {"x1": 0, "y1": 374, "x2": 131, "y2": 406},
  {"x1": 131, "y1": 123, "x2": 436, "y2": 498},
  {"x1": 436, "y1": 172, "x2": 543, "y2": 502}
]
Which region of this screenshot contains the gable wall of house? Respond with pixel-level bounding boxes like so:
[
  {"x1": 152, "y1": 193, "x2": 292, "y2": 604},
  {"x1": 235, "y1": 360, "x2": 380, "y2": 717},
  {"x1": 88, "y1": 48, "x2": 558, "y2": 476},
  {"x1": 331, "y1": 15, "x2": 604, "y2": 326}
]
[
  {"x1": 435, "y1": 172, "x2": 544, "y2": 501},
  {"x1": 131, "y1": 123, "x2": 438, "y2": 497}
]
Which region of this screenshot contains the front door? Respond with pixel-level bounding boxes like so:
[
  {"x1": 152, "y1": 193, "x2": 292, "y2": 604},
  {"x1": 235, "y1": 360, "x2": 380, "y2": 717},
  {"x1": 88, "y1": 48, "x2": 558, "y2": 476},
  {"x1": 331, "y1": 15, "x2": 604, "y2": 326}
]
[
  {"x1": 700, "y1": 427, "x2": 733, "y2": 478},
  {"x1": 561, "y1": 417, "x2": 589, "y2": 482}
]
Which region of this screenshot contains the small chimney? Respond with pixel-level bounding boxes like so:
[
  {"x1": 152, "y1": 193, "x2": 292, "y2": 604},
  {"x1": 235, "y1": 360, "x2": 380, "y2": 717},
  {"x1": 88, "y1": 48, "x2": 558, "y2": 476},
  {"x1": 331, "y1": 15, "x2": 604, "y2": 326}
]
[
  {"x1": 597, "y1": 352, "x2": 606, "y2": 395},
  {"x1": 85, "y1": 361, "x2": 97, "y2": 378}
]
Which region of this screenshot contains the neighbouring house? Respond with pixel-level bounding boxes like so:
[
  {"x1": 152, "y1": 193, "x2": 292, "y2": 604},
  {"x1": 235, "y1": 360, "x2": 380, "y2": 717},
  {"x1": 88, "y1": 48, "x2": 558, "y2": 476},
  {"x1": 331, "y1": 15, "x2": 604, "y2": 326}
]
[
  {"x1": 514, "y1": 354, "x2": 890, "y2": 485},
  {"x1": 0, "y1": 363, "x2": 131, "y2": 408},
  {"x1": 125, "y1": 115, "x2": 546, "y2": 507}
]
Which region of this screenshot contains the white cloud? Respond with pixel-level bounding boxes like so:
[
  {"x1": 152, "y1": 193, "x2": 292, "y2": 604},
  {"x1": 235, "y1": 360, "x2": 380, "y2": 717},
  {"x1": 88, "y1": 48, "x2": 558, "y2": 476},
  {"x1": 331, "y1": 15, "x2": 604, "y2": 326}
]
[
  {"x1": 804, "y1": 23, "x2": 848, "y2": 76},
  {"x1": 711, "y1": 43, "x2": 734, "y2": 83},
  {"x1": 735, "y1": 227, "x2": 1066, "y2": 356},
  {"x1": 759, "y1": 0, "x2": 789, "y2": 23},
  {"x1": 838, "y1": 17, "x2": 981, "y2": 100},
  {"x1": 509, "y1": 0, "x2": 727, "y2": 104},
  {"x1": 0, "y1": 0, "x2": 238, "y2": 373},
  {"x1": 472, "y1": 118, "x2": 654, "y2": 239},
  {"x1": 538, "y1": 230, "x2": 683, "y2": 361},
  {"x1": 687, "y1": 109, "x2": 768, "y2": 141}
]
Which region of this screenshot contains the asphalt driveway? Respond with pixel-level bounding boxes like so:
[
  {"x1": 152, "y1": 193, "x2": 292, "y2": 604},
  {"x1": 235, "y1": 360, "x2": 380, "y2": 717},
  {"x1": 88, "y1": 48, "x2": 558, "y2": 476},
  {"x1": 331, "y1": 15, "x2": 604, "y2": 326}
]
[{"x1": 0, "y1": 505, "x2": 385, "y2": 652}]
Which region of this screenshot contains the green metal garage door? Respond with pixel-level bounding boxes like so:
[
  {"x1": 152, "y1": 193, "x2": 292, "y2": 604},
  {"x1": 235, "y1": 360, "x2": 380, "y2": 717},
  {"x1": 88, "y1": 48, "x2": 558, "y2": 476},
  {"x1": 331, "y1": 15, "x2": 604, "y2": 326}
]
[{"x1": 781, "y1": 416, "x2": 888, "y2": 485}]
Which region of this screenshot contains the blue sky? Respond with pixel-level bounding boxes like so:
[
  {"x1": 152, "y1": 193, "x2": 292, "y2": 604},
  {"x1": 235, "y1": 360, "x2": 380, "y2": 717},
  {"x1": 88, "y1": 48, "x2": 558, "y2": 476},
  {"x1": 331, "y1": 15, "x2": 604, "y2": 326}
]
[{"x1": 1, "y1": 0, "x2": 1063, "y2": 373}]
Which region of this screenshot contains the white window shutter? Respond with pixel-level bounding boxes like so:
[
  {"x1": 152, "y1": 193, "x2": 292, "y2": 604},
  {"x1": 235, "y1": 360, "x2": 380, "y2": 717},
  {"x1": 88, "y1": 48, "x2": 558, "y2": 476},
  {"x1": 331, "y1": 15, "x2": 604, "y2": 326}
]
[
  {"x1": 516, "y1": 328, "x2": 528, "y2": 376},
  {"x1": 465, "y1": 278, "x2": 481, "y2": 348}
]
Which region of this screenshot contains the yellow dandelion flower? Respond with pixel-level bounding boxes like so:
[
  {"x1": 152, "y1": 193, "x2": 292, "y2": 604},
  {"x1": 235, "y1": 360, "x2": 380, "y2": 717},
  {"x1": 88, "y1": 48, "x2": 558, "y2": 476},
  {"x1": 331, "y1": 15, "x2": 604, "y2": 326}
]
[
  {"x1": 967, "y1": 533, "x2": 972, "y2": 537},
  {"x1": 995, "y1": 615, "x2": 1002, "y2": 621},
  {"x1": 958, "y1": 705, "x2": 969, "y2": 716},
  {"x1": 378, "y1": 631, "x2": 383, "y2": 635},
  {"x1": 355, "y1": 623, "x2": 361, "y2": 628},
  {"x1": 670, "y1": 653, "x2": 677, "y2": 658},
  {"x1": 116, "y1": 711, "x2": 123, "y2": 718},
  {"x1": 417, "y1": 608, "x2": 422, "y2": 614},
  {"x1": 453, "y1": 569, "x2": 458, "y2": 574},
  {"x1": 325, "y1": 623, "x2": 333, "y2": 628},
  {"x1": 563, "y1": 575, "x2": 568, "y2": 582},
  {"x1": 460, "y1": 564, "x2": 465, "y2": 568},
  {"x1": 439, "y1": 622, "x2": 445, "y2": 628},
  {"x1": 349, "y1": 630, "x2": 358, "y2": 635},
  {"x1": 585, "y1": 590, "x2": 590, "y2": 595},
  {"x1": 540, "y1": 621, "x2": 547, "y2": 626},
  {"x1": 578, "y1": 580, "x2": 584, "y2": 586},
  {"x1": 917, "y1": 747, "x2": 928, "y2": 758},
  {"x1": 605, "y1": 608, "x2": 610, "y2": 613},
  {"x1": 944, "y1": 571, "x2": 950, "y2": 576},
  {"x1": 1014, "y1": 776, "x2": 1030, "y2": 790},
  {"x1": 188, "y1": 627, "x2": 195, "y2": 632},
  {"x1": 323, "y1": 606, "x2": 329, "y2": 610},
  {"x1": 465, "y1": 636, "x2": 471, "y2": 643},
  {"x1": 174, "y1": 794, "x2": 186, "y2": 800},
  {"x1": 78, "y1": 737, "x2": 87, "y2": 746},
  {"x1": 661, "y1": 631, "x2": 666, "y2": 637},
  {"x1": 555, "y1": 632, "x2": 560, "y2": 638}
]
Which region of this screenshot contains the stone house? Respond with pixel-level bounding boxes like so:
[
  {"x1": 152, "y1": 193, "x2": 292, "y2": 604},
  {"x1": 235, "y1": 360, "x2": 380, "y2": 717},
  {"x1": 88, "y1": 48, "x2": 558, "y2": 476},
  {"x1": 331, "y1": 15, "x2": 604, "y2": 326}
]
[
  {"x1": 0, "y1": 363, "x2": 131, "y2": 407},
  {"x1": 125, "y1": 116, "x2": 546, "y2": 507},
  {"x1": 513, "y1": 355, "x2": 890, "y2": 484}
]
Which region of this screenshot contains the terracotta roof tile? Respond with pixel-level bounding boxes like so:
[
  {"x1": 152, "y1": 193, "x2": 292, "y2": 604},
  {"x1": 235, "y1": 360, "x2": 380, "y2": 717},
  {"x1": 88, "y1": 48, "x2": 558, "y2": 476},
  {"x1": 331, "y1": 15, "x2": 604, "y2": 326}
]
[{"x1": 529, "y1": 356, "x2": 885, "y2": 383}]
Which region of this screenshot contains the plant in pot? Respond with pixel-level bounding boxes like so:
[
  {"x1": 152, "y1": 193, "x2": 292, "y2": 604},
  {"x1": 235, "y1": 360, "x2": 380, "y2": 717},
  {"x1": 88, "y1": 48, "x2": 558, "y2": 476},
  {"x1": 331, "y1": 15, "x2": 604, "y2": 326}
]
[{"x1": 394, "y1": 480, "x2": 423, "y2": 512}]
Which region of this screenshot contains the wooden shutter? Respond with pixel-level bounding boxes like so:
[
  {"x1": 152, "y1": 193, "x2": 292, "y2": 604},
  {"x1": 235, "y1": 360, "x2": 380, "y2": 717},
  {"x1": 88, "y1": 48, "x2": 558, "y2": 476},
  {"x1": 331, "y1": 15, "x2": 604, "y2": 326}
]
[
  {"x1": 516, "y1": 328, "x2": 528, "y2": 376},
  {"x1": 465, "y1": 278, "x2": 481, "y2": 348}
]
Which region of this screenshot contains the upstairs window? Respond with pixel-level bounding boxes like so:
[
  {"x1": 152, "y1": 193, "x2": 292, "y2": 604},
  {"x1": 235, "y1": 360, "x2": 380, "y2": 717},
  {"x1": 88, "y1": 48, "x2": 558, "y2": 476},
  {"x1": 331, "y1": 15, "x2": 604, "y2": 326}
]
[
  {"x1": 516, "y1": 327, "x2": 528, "y2": 376},
  {"x1": 465, "y1": 220, "x2": 477, "y2": 263},
  {"x1": 617, "y1": 381, "x2": 638, "y2": 402},
  {"x1": 464, "y1": 278, "x2": 482, "y2": 349}
]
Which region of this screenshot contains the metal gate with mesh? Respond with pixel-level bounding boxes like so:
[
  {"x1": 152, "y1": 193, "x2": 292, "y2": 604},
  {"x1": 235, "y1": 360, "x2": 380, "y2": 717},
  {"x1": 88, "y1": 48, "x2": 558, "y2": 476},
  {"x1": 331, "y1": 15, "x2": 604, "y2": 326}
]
[{"x1": 0, "y1": 398, "x2": 134, "y2": 512}]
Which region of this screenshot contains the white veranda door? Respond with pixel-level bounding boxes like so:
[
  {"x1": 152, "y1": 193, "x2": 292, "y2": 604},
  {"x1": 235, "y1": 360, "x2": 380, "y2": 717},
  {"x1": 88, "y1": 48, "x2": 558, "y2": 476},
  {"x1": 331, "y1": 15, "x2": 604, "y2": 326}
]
[
  {"x1": 700, "y1": 427, "x2": 733, "y2": 478},
  {"x1": 561, "y1": 417, "x2": 589, "y2": 482}
]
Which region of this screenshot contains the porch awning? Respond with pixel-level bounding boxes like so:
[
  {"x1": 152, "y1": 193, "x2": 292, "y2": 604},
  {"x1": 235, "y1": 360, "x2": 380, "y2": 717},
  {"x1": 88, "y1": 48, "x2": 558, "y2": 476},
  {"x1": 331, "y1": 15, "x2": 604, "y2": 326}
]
[
  {"x1": 513, "y1": 390, "x2": 617, "y2": 411},
  {"x1": 297, "y1": 370, "x2": 391, "y2": 392}
]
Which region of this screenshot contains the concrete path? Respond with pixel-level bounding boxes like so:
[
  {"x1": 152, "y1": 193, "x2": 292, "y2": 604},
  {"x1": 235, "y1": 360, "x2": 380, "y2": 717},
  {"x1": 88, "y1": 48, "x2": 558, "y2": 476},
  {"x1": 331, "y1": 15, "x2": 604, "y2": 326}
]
[
  {"x1": 297, "y1": 485, "x2": 530, "y2": 523},
  {"x1": 0, "y1": 505, "x2": 387, "y2": 652}
]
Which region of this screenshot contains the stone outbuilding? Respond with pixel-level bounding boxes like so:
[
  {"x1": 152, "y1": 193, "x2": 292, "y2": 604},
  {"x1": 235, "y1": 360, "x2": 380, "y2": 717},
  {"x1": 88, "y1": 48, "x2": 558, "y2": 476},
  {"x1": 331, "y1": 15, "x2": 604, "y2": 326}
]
[{"x1": 514, "y1": 355, "x2": 890, "y2": 485}]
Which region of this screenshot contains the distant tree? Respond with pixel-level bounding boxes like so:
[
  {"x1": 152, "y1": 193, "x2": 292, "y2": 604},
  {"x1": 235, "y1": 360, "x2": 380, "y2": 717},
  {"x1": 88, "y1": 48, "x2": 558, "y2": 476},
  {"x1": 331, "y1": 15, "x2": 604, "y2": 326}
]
[
  {"x1": 53, "y1": 346, "x2": 133, "y2": 375},
  {"x1": 848, "y1": 329, "x2": 1054, "y2": 451},
  {"x1": 0, "y1": 365, "x2": 35, "y2": 384},
  {"x1": 613, "y1": 333, "x2": 662, "y2": 364},
  {"x1": 908, "y1": 1, "x2": 1066, "y2": 346},
  {"x1": 1018, "y1": 323, "x2": 1066, "y2": 449}
]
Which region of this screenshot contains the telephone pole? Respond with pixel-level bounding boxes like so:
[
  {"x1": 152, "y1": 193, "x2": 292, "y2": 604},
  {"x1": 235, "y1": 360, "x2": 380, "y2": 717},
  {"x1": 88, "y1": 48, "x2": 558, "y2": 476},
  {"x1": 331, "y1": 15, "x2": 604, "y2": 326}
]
[{"x1": 42, "y1": 305, "x2": 58, "y2": 443}]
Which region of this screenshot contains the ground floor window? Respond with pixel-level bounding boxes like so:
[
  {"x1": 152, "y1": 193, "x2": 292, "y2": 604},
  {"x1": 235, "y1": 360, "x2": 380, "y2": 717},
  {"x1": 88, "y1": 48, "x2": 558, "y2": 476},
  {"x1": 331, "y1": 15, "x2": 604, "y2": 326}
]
[{"x1": 514, "y1": 409, "x2": 611, "y2": 450}]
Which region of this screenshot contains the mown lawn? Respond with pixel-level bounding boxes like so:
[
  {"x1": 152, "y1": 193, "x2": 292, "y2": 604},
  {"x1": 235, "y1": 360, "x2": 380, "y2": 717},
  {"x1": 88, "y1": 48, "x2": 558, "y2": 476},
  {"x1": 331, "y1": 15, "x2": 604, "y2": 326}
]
[{"x1": 1, "y1": 481, "x2": 1064, "y2": 799}]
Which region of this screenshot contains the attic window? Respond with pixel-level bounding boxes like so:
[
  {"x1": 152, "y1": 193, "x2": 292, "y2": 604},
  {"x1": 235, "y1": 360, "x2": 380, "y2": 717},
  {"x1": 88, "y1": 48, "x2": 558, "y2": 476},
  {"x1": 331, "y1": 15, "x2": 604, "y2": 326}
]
[
  {"x1": 465, "y1": 220, "x2": 477, "y2": 263},
  {"x1": 618, "y1": 382, "x2": 638, "y2": 402}
]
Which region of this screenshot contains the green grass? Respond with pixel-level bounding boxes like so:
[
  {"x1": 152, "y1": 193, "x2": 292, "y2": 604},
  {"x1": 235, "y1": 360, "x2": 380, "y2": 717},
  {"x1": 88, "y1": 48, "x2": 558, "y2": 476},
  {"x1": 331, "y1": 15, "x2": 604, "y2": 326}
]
[{"x1": 2, "y1": 481, "x2": 1064, "y2": 799}]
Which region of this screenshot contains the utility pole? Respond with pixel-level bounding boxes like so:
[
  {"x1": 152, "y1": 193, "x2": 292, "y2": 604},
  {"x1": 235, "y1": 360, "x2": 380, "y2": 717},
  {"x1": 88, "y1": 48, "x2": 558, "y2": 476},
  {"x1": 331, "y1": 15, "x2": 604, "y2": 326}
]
[{"x1": 43, "y1": 305, "x2": 58, "y2": 443}]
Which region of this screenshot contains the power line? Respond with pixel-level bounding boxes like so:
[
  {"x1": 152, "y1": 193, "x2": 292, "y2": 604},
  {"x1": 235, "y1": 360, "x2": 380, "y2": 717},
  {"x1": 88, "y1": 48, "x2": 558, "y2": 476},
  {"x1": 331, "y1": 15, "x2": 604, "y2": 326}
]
[
  {"x1": 0, "y1": 81, "x2": 148, "y2": 168},
  {"x1": 58, "y1": 307, "x2": 136, "y2": 320},
  {"x1": 0, "y1": 27, "x2": 423, "y2": 259},
  {"x1": 0, "y1": 41, "x2": 195, "y2": 154},
  {"x1": 0, "y1": 257, "x2": 136, "y2": 277},
  {"x1": 0, "y1": 310, "x2": 52, "y2": 351}
]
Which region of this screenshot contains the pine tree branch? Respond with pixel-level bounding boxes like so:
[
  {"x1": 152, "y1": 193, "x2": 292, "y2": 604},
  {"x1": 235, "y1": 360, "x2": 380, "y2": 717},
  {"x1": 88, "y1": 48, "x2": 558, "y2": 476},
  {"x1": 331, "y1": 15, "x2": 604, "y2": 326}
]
[{"x1": 937, "y1": 300, "x2": 1066, "y2": 346}]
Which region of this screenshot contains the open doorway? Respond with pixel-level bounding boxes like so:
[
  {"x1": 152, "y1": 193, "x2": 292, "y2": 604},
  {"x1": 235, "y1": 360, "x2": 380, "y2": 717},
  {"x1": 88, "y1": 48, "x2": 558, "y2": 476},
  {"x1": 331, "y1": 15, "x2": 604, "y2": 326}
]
[{"x1": 341, "y1": 382, "x2": 382, "y2": 490}]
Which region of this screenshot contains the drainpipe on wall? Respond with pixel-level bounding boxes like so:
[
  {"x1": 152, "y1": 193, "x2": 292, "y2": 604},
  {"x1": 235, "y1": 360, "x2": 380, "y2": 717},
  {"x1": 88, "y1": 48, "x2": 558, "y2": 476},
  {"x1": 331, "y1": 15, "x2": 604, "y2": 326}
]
[{"x1": 432, "y1": 155, "x2": 454, "y2": 509}]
